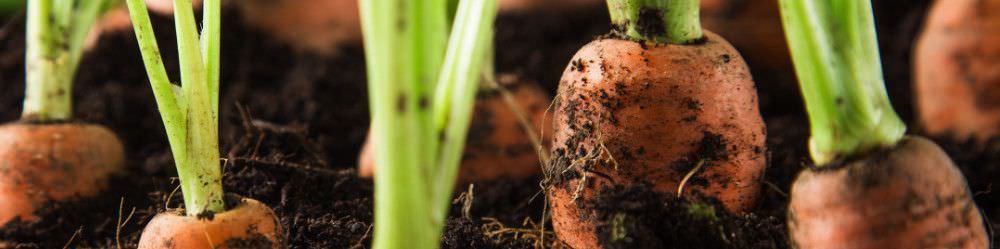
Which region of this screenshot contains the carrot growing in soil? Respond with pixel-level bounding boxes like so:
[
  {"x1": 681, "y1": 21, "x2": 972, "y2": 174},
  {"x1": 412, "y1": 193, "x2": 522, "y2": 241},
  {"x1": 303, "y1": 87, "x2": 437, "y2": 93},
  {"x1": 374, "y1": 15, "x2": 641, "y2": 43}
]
[
  {"x1": 779, "y1": 0, "x2": 990, "y2": 248},
  {"x1": 0, "y1": 0, "x2": 125, "y2": 226},
  {"x1": 546, "y1": 0, "x2": 767, "y2": 247},
  {"x1": 126, "y1": 0, "x2": 283, "y2": 248},
  {"x1": 914, "y1": 0, "x2": 1000, "y2": 140},
  {"x1": 359, "y1": 0, "x2": 496, "y2": 247}
]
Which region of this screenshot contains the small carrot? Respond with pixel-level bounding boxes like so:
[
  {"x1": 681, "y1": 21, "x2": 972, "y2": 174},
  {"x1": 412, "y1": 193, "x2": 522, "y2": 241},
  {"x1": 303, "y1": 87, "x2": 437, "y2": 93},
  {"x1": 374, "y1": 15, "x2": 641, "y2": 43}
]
[
  {"x1": 137, "y1": 197, "x2": 283, "y2": 249},
  {"x1": 546, "y1": 0, "x2": 767, "y2": 247},
  {"x1": 126, "y1": 0, "x2": 283, "y2": 247},
  {"x1": 779, "y1": 0, "x2": 989, "y2": 248},
  {"x1": 359, "y1": 80, "x2": 551, "y2": 183},
  {"x1": 914, "y1": 0, "x2": 1000, "y2": 140},
  {"x1": 0, "y1": 0, "x2": 124, "y2": 225}
]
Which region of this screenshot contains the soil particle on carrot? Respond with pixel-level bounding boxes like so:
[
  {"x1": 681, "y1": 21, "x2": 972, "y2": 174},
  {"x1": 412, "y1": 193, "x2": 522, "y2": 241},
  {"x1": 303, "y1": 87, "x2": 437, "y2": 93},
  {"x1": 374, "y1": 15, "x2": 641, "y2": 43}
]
[{"x1": 547, "y1": 30, "x2": 767, "y2": 248}]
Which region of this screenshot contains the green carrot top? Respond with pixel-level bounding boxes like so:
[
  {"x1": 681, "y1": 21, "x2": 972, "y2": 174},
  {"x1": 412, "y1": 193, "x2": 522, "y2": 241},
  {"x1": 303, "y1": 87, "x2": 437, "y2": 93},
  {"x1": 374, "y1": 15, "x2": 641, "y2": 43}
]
[{"x1": 779, "y1": 0, "x2": 906, "y2": 165}]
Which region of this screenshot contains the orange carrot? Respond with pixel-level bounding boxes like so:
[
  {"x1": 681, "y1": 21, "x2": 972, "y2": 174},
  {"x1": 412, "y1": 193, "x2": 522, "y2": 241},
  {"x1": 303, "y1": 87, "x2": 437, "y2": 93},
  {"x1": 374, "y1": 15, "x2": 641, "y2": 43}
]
[
  {"x1": 779, "y1": 0, "x2": 989, "y2": 248},
  {"x1": 126, "y1": 1, "x2": 286, "y2": 248},
  {"x1": 546, "y1": 0, "x2": 766, "y2": 247},
  {"x1": 1, "y1": 0, "x2": 125, "y2": 225},
  {"x1": 0, "y1": 123, "x2": 124, "y2": 225},
  {"x1": 914, "y1": 0, "x2": 1000, "y2": 140},
  {"x1": 138, "y1": 197, "x2": 284, "y2": 249},
  {"x1": 788, "y1": 137, "x2": 989, "y2": 249}
]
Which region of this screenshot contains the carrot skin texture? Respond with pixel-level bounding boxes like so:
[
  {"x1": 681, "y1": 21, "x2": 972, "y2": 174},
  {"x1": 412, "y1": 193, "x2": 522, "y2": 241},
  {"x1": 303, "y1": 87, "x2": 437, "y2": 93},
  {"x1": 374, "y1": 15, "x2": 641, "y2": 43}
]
[
  {"x1": 0, "y1": 122, "x2": 124, "y2": 225},
  {"x1": 138, "y1": 197, "x2": 284, "y2": 249},
  {"x1": 547, "y1": 31, "x2": 766, "y2": 248},
  {"x1": 914, "y1": 0, "x2": 1000, "y2": 140},
  {"x1": 788, "y1": 136, "x2": 989, "y2": 249}
]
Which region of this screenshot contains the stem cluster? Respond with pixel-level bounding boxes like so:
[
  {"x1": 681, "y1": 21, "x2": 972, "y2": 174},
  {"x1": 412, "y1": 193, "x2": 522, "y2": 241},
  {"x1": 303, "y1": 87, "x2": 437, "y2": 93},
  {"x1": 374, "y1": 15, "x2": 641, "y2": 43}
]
[{"x1": 127, "y1": 0, "x2": 225, "y2": 216}]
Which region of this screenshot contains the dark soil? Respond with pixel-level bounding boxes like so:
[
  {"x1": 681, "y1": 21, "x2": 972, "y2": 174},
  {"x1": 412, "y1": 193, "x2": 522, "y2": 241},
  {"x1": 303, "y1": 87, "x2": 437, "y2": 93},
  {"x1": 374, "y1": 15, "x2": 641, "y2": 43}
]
[{"x1": 0, "y1": 1, "x2": 996, "y2": 249}]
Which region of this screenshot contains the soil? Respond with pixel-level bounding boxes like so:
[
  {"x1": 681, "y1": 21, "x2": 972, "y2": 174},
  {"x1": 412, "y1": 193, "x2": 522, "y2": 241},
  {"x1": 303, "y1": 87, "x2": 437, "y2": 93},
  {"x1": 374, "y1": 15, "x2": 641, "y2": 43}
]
[{"x1": 0, "y1": 1, "x2": 996, "y2": 249}]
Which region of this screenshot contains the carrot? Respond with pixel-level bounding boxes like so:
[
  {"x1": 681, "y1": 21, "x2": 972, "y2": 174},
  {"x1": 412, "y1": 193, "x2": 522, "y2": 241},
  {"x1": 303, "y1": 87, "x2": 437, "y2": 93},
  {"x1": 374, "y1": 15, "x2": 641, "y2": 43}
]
[
  {"x1": 0, "y1": 0, "x2": 124, "y2": 225},
  {"x1": 126, "y1": 0, "x2": 284, "y2": 247},
  {"x1": 788, "y1": 137, "x2": 989, "y2": 248},
  {"x1": 137, "y1": 197, "x2": 283, "y2": 248},
  {"x1": 700, "y1": 0, "x2": 789, "y2": 70},
  {"x1": 0, "y1": 123, "x2": 124, "y2": 225},
  {"x1": 914, "y1": 0, "x2": 1000, "y2": 140},
  {"x1": 359, "y1": 80, "x2": 551, "y2": 183},
  {"x1": 546, "y1": 0, "x2": 767, "y2": 247},
  {"x1": 779, "y1": 0, "x2": 989, "y2": 248}
]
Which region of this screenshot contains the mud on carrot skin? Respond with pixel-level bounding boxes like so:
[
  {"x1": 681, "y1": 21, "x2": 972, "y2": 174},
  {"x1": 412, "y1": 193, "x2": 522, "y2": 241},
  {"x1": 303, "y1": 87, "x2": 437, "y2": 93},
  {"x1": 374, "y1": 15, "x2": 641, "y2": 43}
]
[
  {"x1": 545, "y1": 0, "x2": 767, "y2": 248},
  {"x1": 779, "y1": 0, "x2": 990, "y2": 248}
]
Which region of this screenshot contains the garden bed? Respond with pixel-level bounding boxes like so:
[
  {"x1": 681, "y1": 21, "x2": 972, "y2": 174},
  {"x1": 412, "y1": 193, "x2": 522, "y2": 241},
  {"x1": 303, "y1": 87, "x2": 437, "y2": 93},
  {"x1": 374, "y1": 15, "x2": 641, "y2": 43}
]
[{"x1": 0, "y1": 1, "x2": 995, "y2": 248}]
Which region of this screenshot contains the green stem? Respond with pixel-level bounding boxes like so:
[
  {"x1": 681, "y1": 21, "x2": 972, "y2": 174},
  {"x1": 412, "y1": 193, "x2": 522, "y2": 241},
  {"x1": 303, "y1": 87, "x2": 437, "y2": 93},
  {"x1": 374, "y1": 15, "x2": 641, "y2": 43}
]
[
  {"x1": 430, "y1": 0, "x2": 496, "y2": 227},
  {"x1": 23, "y1": 0, "x2": 110, "y2": 121},
  {"x1": 779, "y1": 0, "x2": 905, "y2": 165},
  {"x1": 606, "y1": 0, "x2": 702, "y2": 44},
  {"x1": 362, "y1": 0, "x2": 496, "y2": 248},
  {"x1": 361, "y1": 0, "x2": 435, "y2": 247},
  {"x1": 127, "y1": 0, "x2": 223, "y2": 216}
]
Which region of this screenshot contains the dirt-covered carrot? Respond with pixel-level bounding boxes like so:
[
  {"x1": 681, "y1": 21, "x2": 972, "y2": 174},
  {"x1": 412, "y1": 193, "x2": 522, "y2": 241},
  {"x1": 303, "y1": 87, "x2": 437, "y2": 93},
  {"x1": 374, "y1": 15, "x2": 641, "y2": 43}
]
[
  {"x1": 780, "y1": 0, "x2": 989, "y2": 248},
  {"x1": 914, "y1": 0, "x2": 1000, "y2": 140},
  {"x1": 0, "y1": 0, "x2": 124, "y2": 226},
  {"x1": 359, "y1": 80, "x2": 550, "y2": 183},
  {"x1": 126, "y1": 0, "x2": 283, "y2": 247},
  {"x1": 546, "y1": 0, "x2": 767, "y2": 247}
]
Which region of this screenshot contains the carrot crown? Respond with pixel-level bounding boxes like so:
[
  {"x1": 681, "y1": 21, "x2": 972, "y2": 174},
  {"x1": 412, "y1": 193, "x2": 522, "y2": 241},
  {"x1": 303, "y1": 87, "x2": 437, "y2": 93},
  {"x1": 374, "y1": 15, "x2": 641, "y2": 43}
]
[
  {"x1": 126, "y1": 0, "x2": 225, "y2": 216},
  {"x1": 606, "y1": 0, "x2": 703, "y2": 44},
  {"x1": 361, "y1": 0, "x2": 497, "y2": 248},
  {"x1": 779, "y1": 0, "x2": 906, "y2": 165},
  {"x1": 23, "y1": 0, "x2": 116, "y2": 121}
]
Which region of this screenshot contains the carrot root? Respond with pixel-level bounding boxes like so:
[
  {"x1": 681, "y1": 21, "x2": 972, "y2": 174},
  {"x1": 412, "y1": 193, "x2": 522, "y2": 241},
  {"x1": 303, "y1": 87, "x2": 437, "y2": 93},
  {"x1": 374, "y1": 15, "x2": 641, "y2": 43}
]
[
  {"x1": 0, "y1": 122, "x2": 124, "y2": 225},
  {"x1": 788, "y1": 136, "x2": 989, "y2": 249}
]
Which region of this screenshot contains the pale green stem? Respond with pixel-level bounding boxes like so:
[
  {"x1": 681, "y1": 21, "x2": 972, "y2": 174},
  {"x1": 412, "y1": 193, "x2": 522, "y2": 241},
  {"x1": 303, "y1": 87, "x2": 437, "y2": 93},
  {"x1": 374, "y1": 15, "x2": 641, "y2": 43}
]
[
  {"x1": 173, "y1": 0, "x2": 223, "y2": 216},
  {"x1": 128, "y1": 0, "x2": 223, "y2": 216},
  {"x1": 779, "y1": 0, "x2": 905, "y2": 165},
  {"x1": 361, "y1": 0, "x2": 435, "y2": 247},
  {"x1": 431, "y1": 0, "x2": 496, "y2": 222},
  {"x1": 23, "y1": 0, "x2": 109, "y2": 121},
  {"x1": 362, "y1": 0, "x2": 496, "y2": 248}
]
